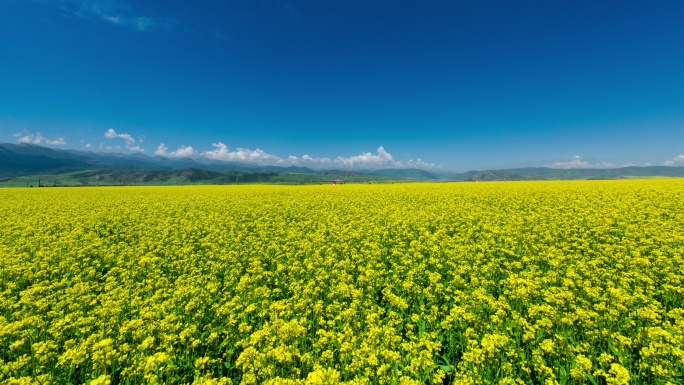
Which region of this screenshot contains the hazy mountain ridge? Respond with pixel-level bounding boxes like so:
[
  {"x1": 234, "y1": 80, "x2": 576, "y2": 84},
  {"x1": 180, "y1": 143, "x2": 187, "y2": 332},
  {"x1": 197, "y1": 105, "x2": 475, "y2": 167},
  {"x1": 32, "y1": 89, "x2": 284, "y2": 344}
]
[
  {"x1": 452, "y1": 166, "x2": 684, "y2": 180},
  {"x1": 2, "y1": 143, "x2": 684, "y2": 185},
  {"x1": 0, "y1": 143, "x2": 437, "y2": 181}
]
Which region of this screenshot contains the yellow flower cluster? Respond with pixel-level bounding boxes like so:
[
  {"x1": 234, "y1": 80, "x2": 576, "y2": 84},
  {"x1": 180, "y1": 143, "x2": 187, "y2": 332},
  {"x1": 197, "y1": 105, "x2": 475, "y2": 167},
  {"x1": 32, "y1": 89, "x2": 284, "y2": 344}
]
[{"x1": 1, "y1": 180, "x2": 683, "y2": 384}]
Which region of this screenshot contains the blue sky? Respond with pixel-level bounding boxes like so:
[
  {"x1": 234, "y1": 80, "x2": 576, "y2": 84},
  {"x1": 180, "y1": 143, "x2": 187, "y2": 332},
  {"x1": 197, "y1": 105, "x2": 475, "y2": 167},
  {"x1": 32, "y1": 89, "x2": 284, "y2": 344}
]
[{"x1": 1, "y1": 0, "x2": 683, "y2": 171}]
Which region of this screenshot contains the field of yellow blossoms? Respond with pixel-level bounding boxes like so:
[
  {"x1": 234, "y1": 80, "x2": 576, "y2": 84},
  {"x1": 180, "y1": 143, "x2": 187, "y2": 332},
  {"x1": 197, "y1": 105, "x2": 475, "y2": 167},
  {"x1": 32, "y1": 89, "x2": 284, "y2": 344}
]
[{"x1": 1, "y1": 180, "x2": 683, "y2": 385}]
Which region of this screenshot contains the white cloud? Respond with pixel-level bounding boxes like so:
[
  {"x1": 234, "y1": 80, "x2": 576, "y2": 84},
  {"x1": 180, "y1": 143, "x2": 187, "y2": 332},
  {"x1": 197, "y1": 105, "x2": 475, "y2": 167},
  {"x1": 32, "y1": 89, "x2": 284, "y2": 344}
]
[
  {"x1": 664, "y1": 155, "x2": 684, "y2": 166},
  {"x1": 84, "y1": 143, "x2": 92, "y2": 148},
  {"x1": 132, "y1": 16, "x2": 155, "y2": 31},
  {"x1": 551, "y1": 155, "x2": 591, "y2": 169},
  {"x1": 624, "y1": 162, "x2": 635, "y2": 167},
  {"x1": 643, "y1": 162, "x2": 652, "y2": 167},
  {"x1": 155, "y1": 143, "x2": 196, "y2": 158},
  {"x1": 551, "y1": 155, "x2": 616, "y2": 169},
  {"x1": 103, "y1": 128, "x2": 144, "y2": 152},
  {"x1": 200, "y1": 143, "x2": 438, "y2": 170},
  {"x1": 13, "y1": 131, "x2": 66, "y2": 145},
  {"x1": 57, "y1": 0, "x2": 168, "y2": 32},
  {"x1": 405, "y1": 158, "x2": 436, "y2": 169},
  {"x1": 332, "y1": 146, "x2": 394, "y2": 169},
  {"x1": 104, "y1": 128, "x2": 133, "y2": 144},
  {"x1": 293, "y1": 147, "x2": 439, "y2": 170},
  {"x1": 202, "y1": 142, "x2": 282, "y2": 165}
]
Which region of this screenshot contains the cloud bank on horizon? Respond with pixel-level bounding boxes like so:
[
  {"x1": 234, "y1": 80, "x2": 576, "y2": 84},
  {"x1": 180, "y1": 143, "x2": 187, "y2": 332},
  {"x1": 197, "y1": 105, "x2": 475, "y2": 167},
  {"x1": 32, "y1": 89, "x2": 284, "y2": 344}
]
[
  {"x1": 550, "y1": 156, "x2": 617, "y2": 169},
  {"x1": 8, "y1": 128, "x2": 684, "y2": 170},
  {"x1": 8, "y1": 128, "x2": 438, "y2": 170},
  {"x1": 13, "y1": 131, "x2": 66, "y2": 146},
  {"x1": 200, "y1": 142, "x2": 436, "y2": 170},
  {"x1": 98, "y1": 128, "x2": 441, "y2": 170}
]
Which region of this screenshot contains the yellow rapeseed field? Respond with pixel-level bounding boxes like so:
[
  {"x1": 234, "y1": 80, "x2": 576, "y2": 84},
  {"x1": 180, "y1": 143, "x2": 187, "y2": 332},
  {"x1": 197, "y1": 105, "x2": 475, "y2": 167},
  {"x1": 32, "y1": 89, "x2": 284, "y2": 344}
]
[{"x1": 1, "y1": 180, "x2": 683, "y2": 385}]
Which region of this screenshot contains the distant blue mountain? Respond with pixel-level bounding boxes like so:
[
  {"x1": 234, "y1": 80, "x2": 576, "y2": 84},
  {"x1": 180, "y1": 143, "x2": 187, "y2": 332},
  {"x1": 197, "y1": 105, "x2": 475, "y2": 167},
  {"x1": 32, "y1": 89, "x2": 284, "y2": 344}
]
[{"x1": 2, "y1": 143, "x2": 683, "y2": 182}]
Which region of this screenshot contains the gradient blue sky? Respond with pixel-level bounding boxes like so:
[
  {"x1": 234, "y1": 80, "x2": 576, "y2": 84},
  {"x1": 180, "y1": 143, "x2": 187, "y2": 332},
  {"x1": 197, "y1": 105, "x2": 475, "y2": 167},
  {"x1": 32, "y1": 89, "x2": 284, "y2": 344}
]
[{"x1": 1, "y1": 0, "x2": 683, "y2": 171}]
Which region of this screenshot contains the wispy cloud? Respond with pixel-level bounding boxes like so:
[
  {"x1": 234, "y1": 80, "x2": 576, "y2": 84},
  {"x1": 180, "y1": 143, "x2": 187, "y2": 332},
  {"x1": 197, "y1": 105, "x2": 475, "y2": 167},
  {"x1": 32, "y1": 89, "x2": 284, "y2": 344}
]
[
  {"x1": 103, "y1": 128, "x2": 144, "y2": 152},
  {"x1": 56, "y1": 0, "x2": 170, "y2": 32},
  {"x1": 155, "y1": 143, "x2": 196, "y2": 158},
  {"x1": 13, "y1": 131, "x2": 66, "y2": 145},
  {"x1": 550, "y1": 155, "x2": 616, "y2": 169},
  {"x1": 201, "y1": 143, "x2": 438, "y2": 170},
  {"x1": 664, "y1": 155, "x2": 684, "y2": 166}
]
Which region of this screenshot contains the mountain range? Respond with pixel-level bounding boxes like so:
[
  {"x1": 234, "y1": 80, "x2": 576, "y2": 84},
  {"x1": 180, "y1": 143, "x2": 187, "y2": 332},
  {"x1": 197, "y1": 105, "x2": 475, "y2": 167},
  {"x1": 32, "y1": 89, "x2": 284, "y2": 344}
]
[{"x1": 1, "y1": 143, "x2": 683, "y2": 186}]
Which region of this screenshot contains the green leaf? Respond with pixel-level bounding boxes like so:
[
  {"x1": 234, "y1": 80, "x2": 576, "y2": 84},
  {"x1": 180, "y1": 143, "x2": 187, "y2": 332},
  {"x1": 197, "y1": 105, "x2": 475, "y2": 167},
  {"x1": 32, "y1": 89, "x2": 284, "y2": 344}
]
[
  {"x1": 559, "y1": 366, "x2": 569, "y2": 385},
  {"x1": 585, "y1": 373, "x2": 598, "y2": 385},
  {"x1": 165, "y1": 360, "x2": 178, "y2": 369}
]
